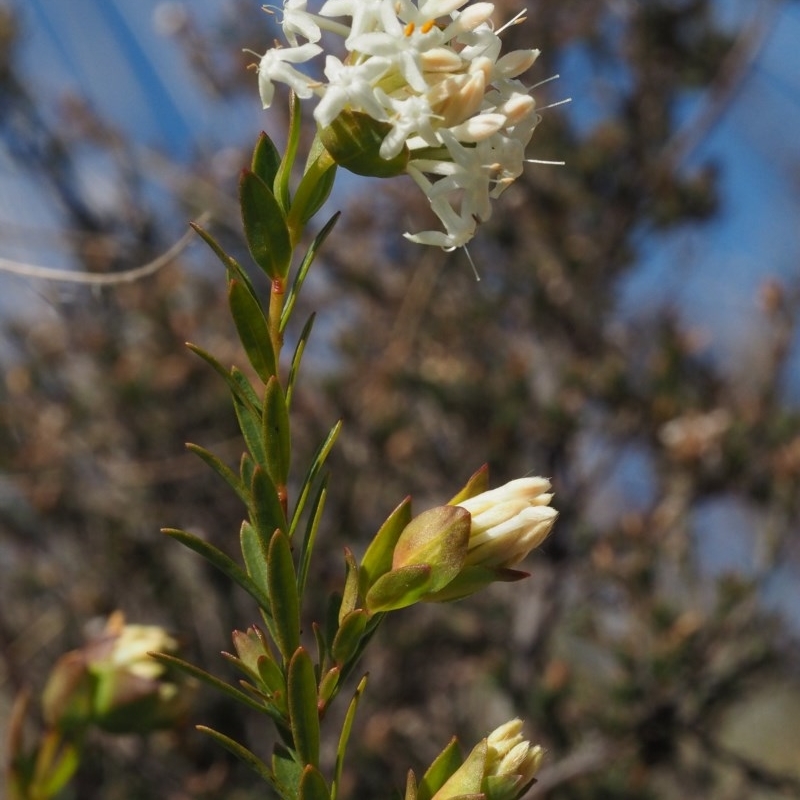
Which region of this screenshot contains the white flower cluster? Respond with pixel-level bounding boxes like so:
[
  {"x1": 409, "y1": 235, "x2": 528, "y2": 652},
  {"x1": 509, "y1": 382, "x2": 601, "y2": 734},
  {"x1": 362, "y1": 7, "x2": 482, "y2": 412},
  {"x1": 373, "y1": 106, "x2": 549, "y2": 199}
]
[{"x1": 257, "y1": 0, "x2": 544, "y2": 249}]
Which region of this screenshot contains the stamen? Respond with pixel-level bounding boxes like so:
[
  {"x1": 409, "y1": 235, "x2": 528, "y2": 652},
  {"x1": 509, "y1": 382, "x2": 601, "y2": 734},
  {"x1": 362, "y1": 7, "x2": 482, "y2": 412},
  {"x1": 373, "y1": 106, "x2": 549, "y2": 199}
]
[
  {"x1": 404, "y1": 21, "x2": 415, "y2": 36},
  {"x1": 535, "y1": 97, "x2": 572, "y2": 112},
  {"x1": 496, "y1": 9, "x2": 528, "y2": 35},
  {"x1": 420, "y1": 19, "x2": 436, "y2": 34}
]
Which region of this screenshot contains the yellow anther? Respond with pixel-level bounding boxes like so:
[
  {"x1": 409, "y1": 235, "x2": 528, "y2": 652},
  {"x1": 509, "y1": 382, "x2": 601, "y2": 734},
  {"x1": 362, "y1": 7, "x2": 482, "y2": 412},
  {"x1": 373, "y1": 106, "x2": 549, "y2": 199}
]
[
  {"x1": 404, "y1": 21, "x2": 415, "y2": 36},
  {"x1": 421, "y1": 19, "x2": 435, "y2": 34}
]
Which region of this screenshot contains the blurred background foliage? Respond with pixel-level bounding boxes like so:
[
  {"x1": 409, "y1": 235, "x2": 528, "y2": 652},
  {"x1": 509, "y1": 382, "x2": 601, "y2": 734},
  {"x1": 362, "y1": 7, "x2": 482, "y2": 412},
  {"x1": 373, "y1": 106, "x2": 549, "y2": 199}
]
[{"x1": 2, "y1": 1, "x2": 800, "y2": 798}]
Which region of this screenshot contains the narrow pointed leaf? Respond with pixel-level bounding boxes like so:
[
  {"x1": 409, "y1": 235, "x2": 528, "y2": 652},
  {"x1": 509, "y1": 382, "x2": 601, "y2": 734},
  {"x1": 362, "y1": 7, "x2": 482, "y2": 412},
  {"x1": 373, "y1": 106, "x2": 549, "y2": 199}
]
[
  {"x1": 286, "y1": 313, "x2": 316, "y2": 410},
  {"x1": 234, "y1": 393, "x2": 268, "y2": 468},
  {"x1": 241, "y1": 521, "x2": 270, "y2": 599},
  {"x1": 258, "y1": 655, "x2": 287, "y2": 707},
  {"x1": 191, "y1": 222, "x2": 237, "y2": 270},
  {"x1": 198, "y1": 726, "x2": 277, "y2": 786},
  {"x1": 152, "y1": 653, "x2": 269, "y2": 715},
  {"x1": 358, "y1": 497, "x2": 413, "y2": 597},
  {"x1": 318, "y1": 666, "x2": 340, "y2": 708},
  {"x1": 288, "y1": 648, "x2": 320, "y2": 767},
  {"x1": 298, "y1": 479, "x2": 327, "y2": 600},
  {"x1": 289, "y1": 420, "x2": 342, "y2": 539},
  {"x1": 252, "y1": 131, "x2": 282, "y2": 189},
  {"x1": 418, "y1": 738, "x2": 464, "y2": 800},
  {"x1": 267, "y1": 530, "x2": 301, "y2": 660},
  {"x1": 448, "y1": 464, "x2": 489, "y2": 505},
  {"x1": 275, "y1": 93, "x2": 302, "y2": 213},
  {"x1": 338, "y1": 548, "x2": 359, "y2": 624},
  {"x1": 240, "y1": 170, "x2": 292, "y2": 279},
  {"x1": 331, "y1": 609, "x2": 369, "y2": 667},
  {"x1": 288, "y1": 144, "x2": 337, "y2": 228},
  {"x1": 434, "y1": 740, "x2": 488, "y2": 800},
  {"x1": 229, "y1": 278, "x2": 277, "y2": 383},
  {"x1": 187, "y1": 443, "x2": 248, "y2": 504},
  {"x1": 405, "y1": 771, "x2": 419, "y2": 800},
  {"x1": 331, "y1": 675, "x2": 368, "y2": 800},
  {"x1": 187, "y1": 343, "x2": 263, "y2": 424},
  {"x1": 263, "y1": 376, "x2": 291, "y2": 486},
  {"x1": 281, "y1": 213, "x2": 339, "y2": 332},
  {"x1": 162, "y1": 528, "x2": 270, "y2": 610},
  {"x1": 251, "y1": 465, "x2": 288, "y2": 542}
]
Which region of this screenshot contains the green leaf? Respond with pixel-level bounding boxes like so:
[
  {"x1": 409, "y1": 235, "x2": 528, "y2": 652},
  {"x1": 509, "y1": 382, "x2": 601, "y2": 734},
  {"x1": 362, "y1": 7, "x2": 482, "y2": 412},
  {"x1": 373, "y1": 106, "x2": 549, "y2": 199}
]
[
  {"x1": 286, "y1": 313, "x2": 316, "y2": 410},
  {"x1": 32, "y1": 732, "x2": 80, "y2": 798},
  {"x1": 274, "y1": 744, "x2": 303, "y2": 800},
  {"x1": 297, "y1": 478, "x2": 328, "y2": 600},
  {"x1": 288, "y1": 648, "x2": 320, "y2": 767},
  {"x1": 267, "y1": 530, "x2": 301, "y2": 661},
  {"x1": 240, "y1": 169, "x2": 292, "y2": 280},
  {"x1": 275, "y1": 93, "x2": 302, "y2": 214},
  {"x1": 186, "y1": 443, "x2": 248, "y2": 505},
  {"x1": 186, "y1": 343, "x2": 265, "y2": 433},
  {"x1": 365, "y1": 564, "x2": 433, "y2": 613},
  {"x1": 251, "y1": 465, "x2": 288, "y2": 542},
  {"x1": 405, "y1": 771, "x2": 419, "y2": 800},
  {"x1": 263, "y1": 376, "x2": 291, "y2": 486},
  {"x1": 418, "y1": 738, "x2": 464, "y2": 800},
  {"x1": 432, "y1": 739, "x2": 487, "y2": 800},
  {"x1": 233, "y1": 386, "x2": 268, "y2": 468},
  {"x1": 448, "y1": 464, "x2": 489, "y2": 505},
  {"x1": 299, "y1": 765, "x2": 331, "y2": 800},
  {"x1": 252, "y1": 131, "x2": 283, "y2": 190},
  {"x1": 288, "y1": 143, "x2": 337, "y2": 229},
  {"x1": 318, "y1": 666, "x2": 340, "y2": 708},
  {"x1": 240, "y1": 521, "x2": 270, "y2": 602},
  {"x1": 338, "y1": 548, "x2": 360, "y2": 624},
  {"x1": 152, "y1": 653, "x2": 269, "y2": 715},
  {"x1": 331, "y1": 609, "x2": 369, "y2": 667},
  {"x1": 162, "y1": 528, "x2": 271, "y2": 611},
  {"x1": 289, "y1": 420, "x2": 342, "y2": 539},
  {"x1": 198, "y1": 726, "x2": 277, "y2": 787},
  {"x1": 190, "y1": 222, "x2": 237, "y2": 271},
  {"x1": 331, "y1": 675, "x2": 368, "y2": 800},
  {"x1": 281, "y1": 214, "x2": 339, "y2": 333},
  {"x1": 358, "y1": 497, "x2": 412, "y2": 597},
  {"x1": 258, "y1": 654, "x2": 287, "y2": 712},
  {"x1": 229, "y1": 278, "x2": 277, "y2": 383}
]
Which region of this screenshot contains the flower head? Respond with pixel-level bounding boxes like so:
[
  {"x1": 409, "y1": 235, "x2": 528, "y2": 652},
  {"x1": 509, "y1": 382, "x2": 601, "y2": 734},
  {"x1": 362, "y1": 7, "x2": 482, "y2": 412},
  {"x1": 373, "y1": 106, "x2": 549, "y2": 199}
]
[{"x1": 253, "y1": 1, "x2": 546, "y2": 249}]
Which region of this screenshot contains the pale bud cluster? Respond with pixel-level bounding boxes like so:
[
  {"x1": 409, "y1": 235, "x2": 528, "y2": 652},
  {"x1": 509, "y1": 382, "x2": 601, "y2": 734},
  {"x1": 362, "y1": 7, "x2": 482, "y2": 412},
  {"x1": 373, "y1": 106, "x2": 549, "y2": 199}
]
[
  {"x1": 457, "y1": 476, "x2": 557, "y2": 568},
  {"x1": 256, "y1": 0, "x2": 544, "y2": 249}
]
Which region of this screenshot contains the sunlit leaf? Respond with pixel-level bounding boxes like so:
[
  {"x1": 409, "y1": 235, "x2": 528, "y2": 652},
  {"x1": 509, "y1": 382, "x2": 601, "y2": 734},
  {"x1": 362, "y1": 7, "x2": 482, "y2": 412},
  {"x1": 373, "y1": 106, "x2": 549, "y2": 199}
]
[{"x1": 240, "y1": 170, "x2": 292, "y2": 280}]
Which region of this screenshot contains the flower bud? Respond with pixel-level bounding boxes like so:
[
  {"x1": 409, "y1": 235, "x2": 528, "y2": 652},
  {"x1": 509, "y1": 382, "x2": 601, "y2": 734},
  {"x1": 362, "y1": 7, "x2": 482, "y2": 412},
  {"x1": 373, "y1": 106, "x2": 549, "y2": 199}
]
[
  {"x1": 458, "y1": 477, "x2": 557, "y2": 569},
  {"x1": 42, "y1": 612, "x2": 192, "y2": 735},
  {"x1": 429, "y1": 719, "x2": 544, "y2": 800},
  {"x1": 320, "y1": 110, "x2": 409, "y2": 178}
]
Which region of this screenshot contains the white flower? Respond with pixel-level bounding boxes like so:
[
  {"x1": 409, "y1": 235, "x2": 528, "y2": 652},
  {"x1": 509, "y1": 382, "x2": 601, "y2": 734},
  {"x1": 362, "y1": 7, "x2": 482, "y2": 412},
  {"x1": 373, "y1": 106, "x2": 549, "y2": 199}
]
[
  {"x1": 280, "y1": 0, "x2": 322, "y2": 45},
  {"x1": 315, "y1": 55, "x2": 391, "y2": 128},
  {"x1": 257, "y1": 42, "x2": 322, "y2": 107},
  {"x1": 254, "y1": 1, "x2": 551, "y2": 249}
]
